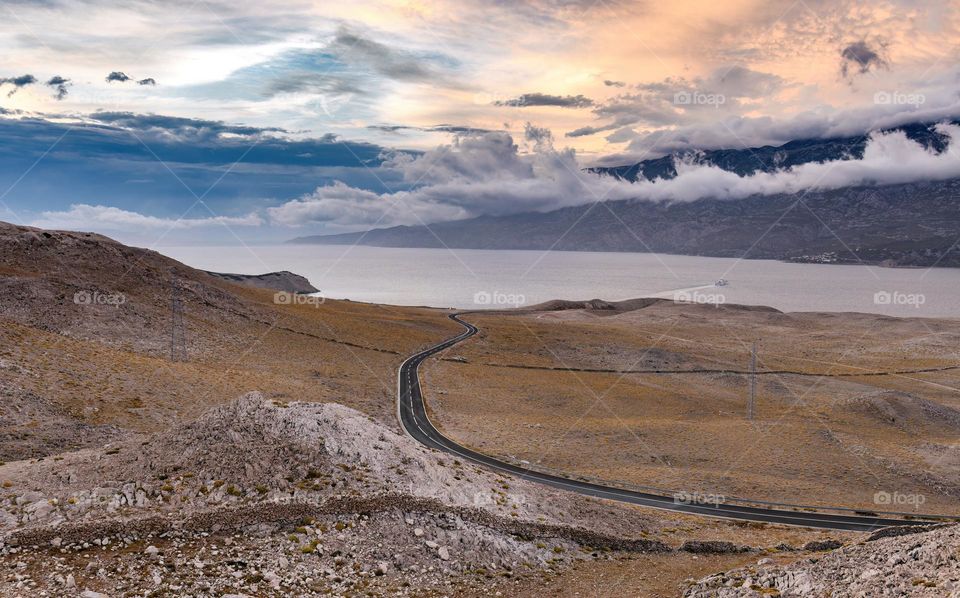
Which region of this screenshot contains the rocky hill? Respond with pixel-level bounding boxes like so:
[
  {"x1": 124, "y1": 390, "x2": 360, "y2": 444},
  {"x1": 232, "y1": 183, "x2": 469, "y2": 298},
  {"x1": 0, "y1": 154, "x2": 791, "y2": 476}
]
[
  {"x1": 205, "y1": 270, "x2": 320, "y2": 294},
  {"x1": 0, "y1": 220, "x2": 459, "y2": 438},
  {"x1": 0, "y1": 393, "x2": 668, "y2": 596},
  {"x1": 684, "y1": 524, "x2": 959, "y2": 597}
]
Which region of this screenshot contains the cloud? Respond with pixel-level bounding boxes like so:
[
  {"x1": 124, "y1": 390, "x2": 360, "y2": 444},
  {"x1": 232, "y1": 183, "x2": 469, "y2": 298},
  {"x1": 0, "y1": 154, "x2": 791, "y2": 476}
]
[
  {"x1": 840, "y1": 40, "x2": 888, "y2": 79},
  {"x1": 0, "y1": 74, "x2": 37, "y2": 96},
  {"x1": 268, "y1": 122, "x2": 960, "y2": 229},
  {"x1": 367, "y1": 123, "x2": 495, "y2": 135},
  {"x1": 702, "y1": 65, "x2": 785, "y2": 99},
  {"x1": 617, "y1": 124, "x2": 960, "y2": 202},
  {"x1": 608, "y1": 89, "x2": 960, "y2": 163},
  {"x1": 106, "y1": 72, "x2": 157, "y2": 85},
  {"x1": 46, "y1": 75, "x2": 70, "y2": 100},
  {"x1": 31, "y1": 204, "x2": 263, "y2": 232},
  {"x1": 0, "y1": 111, "x2": 392, "y2": 235},
  {"x1": 495, "y1": 93, "x2": 594, "y2": 108},
  {"x1": 105, "y1": 71, "x2": 131, "y2": 83},
  {"x1": 90, "y1": 111, "x2": 286, "y2": 141},
  {"x1": 267, "y1": 181, "x2": 438, "y2": 228},
  {"x1": 523, "y1": 122, "x2": 553, "y2": 147},
  {"x1": 567, "y1": 66, "x2": 785, "y2": 139},
  {"x1": 268, "y1": 129, "x2": 592, "y2": 227},
  {"x1": 603, "y1": 80, "x2": 625, "y2": 87},
  {"x1": 328, "y1": 26, "x2": 457, "y2": 86}
]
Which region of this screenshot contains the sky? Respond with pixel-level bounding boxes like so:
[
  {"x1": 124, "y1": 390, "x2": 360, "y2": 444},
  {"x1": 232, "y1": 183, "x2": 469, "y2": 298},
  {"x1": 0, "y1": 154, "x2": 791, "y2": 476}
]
[{"x1": 1, "y1": 0, "x2": 959, "y2": 244}]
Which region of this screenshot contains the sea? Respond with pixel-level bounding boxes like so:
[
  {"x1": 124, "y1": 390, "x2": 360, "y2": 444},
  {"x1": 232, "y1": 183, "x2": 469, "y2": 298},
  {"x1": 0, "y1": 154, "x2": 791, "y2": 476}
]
[{"x1": 161, "y1": 245, "x2": 960, "y2": 318}]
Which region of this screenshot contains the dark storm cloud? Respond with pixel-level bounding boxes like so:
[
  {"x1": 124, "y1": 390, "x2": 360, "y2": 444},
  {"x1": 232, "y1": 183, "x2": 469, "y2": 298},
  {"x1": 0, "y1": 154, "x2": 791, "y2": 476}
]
[
  {"x1": 106, "y1": 71, "x2": 131, "y2": 83},
  {"x1": 0, "y1": 74, "x2": 37, "y2": 96},
  {"x1": 494, "y1": 93, "x2": 594, "y2": 108},
  {"x1": 46, "y1": 75, "x2": 70, "y2": 100},
  {"x1": 840, "y1": 40, "x2": 888, "y2": 79},
  {"x1": 137, "y1": 78, "x2": 157, "y2": 86}
]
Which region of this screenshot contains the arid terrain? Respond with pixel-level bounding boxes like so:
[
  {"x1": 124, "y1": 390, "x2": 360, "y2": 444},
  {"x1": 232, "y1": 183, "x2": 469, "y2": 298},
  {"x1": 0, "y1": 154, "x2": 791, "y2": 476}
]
[
  {"x1": 0, "y1": 221, "x2": 461, "y2": 444},
  {"x1": 423, "y1": 299, "x2": 960, "y2": 513},
  {"x1": 1, "y1": 222, "x2": 958, "y2": 596}
]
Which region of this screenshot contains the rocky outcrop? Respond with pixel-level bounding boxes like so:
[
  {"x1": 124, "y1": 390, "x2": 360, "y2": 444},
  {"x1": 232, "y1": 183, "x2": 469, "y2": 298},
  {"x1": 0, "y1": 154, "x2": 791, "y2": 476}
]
[
  {"x1": 0, "y1": 393, "x2": 667, "y2": 596},
  {"x1": 684, "y1": 524, "x2": 960, "y2": 597},
  {"x1": 206, "y1": 270, "x2": 319, "y2": 294}
]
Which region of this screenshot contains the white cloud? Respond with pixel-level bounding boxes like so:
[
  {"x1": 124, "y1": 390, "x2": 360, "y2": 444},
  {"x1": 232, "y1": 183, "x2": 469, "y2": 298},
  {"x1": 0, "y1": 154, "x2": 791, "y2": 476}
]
[
  {"x1": 595, "y1": 68, "x2": 960, "y2": 162},
  {"x1": 31, "y1": 204, "x2": 264, "y2": 232},
  {"x1": 267, "y1": 129, "x2": 598, "y2": 227},
  {"x1": 623, "y1": 124, "x2": 960, "y2": 202}
]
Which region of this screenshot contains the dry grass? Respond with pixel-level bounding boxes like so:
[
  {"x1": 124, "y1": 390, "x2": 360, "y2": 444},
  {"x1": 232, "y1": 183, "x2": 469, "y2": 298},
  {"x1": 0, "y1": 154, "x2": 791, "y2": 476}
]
[
  {"x1": 423, "y1": 302, "x2": 960, "y2": 513},
  {"x1": 1, "y1": 286, "x2": 458, "y2": 433}
]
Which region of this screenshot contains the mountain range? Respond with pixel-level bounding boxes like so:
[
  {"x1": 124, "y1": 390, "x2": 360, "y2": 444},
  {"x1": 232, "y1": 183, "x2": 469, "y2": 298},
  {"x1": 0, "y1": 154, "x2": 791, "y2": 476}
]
[{"x1": 290, "y1": 120, "x2": 960, "y2": 267}]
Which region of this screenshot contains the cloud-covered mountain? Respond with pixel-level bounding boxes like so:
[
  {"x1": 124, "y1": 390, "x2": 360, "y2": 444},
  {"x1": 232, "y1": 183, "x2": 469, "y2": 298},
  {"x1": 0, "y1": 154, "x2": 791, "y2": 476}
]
[
  {"x1": 590, "y1": 120, "x2": 956, "y2": 182},
  {"x1": 288, "y1": 119, "x2": 960, "y2": 267}
]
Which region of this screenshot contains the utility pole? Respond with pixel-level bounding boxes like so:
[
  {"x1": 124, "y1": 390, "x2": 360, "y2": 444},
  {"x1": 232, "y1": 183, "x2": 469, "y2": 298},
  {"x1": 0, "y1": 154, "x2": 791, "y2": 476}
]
[
  {"x1": 748, "y1": 341, "x2": 757, "y2": 420},
  {"x1": 170, "y1": 270, "x2": 187, "y2": 362}
]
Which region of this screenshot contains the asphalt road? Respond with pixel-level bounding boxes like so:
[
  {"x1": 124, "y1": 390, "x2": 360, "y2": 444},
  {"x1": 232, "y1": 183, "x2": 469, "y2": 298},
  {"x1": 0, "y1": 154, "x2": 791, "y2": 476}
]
[{"x1": 397, "y1": 313, "x2": 938, "y2": 532}]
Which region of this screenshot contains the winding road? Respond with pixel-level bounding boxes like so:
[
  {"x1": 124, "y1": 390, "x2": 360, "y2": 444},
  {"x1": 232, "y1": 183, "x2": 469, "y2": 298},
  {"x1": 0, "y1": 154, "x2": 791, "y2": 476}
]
[{"x1": 398, "y1": 313, "x2": 943, "y2": 532}]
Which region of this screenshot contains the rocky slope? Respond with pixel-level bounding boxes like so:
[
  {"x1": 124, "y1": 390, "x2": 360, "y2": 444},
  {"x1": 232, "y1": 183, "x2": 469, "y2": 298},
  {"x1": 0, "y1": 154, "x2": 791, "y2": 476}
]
[
  {"x1": 0, "y1": 381, "x2": 121, "y2": 461},
  {"x1": 0, "y1": 220, "x2": 460, "y2": 435},
  {"x1": 0, "y1": 393, "x2": 668, "y2": 596},
  {"x1": 205, "y1": 270, "x2": 319, "y2": 294},
  {"x1": 684, "y1": 525, "x2": 960, "y2": 597},
  {"x1": 0, "y1": 222, "x2": 265, "y2": 357}
]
